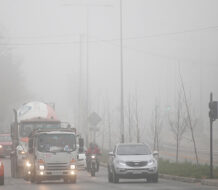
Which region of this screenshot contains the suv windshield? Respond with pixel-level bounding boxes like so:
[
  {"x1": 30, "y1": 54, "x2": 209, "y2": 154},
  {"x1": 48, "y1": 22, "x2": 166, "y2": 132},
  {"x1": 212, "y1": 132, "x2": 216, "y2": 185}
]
[
  {"x1": 37, "y1": 134, "x2": 76, "y2": 153},
  {"x1": 117, "y1": 144, "x2": 151, "y2": 155},
  {"x1": 20, "y1": 123, "x2": 60, "y2": 137}
]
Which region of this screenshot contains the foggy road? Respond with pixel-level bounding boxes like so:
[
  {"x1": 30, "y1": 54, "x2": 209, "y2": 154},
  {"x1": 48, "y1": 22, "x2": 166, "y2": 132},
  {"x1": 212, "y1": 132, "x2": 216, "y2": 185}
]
[{"x1": 1, "y1": 158, "x2": 217, "y2": 190}]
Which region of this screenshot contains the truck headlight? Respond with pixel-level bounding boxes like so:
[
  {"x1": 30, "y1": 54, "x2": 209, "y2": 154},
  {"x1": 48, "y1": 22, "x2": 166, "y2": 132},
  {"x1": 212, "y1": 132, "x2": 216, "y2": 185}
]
[
  {"x1": 26, "y1": 161, "x2": 31, "y2": 168},
  {"x1": 39, "y1": 165, "x2": 45, "y2": 170},
  {"x1": 70, "y1": 164, "x2": 76, "y2": 170}
]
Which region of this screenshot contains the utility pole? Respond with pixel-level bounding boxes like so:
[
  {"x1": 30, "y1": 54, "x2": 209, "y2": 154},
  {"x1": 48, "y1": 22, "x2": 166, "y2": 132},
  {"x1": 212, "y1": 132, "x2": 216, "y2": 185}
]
[
  {"x1": 120, "y1": 0, "x2": 124, "y2": 143},
  {"x1": 209, "y1": 92, "x2": 213, "y2": 178},
  {"x1": 86, "y1": 7, "x2": 90, "y2": 147}
]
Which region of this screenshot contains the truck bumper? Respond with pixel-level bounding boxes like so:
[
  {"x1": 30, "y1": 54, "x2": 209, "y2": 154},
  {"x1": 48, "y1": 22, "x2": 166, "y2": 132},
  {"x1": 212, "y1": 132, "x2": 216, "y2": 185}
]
[{"x1": 35, "y1": 169, "x2": 77, "y2": 180}]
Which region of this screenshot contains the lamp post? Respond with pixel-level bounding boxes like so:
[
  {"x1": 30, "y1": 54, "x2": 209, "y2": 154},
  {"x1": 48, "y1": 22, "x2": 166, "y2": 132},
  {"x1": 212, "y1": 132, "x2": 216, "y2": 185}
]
[{"x1": 120, "y1": 0, "x2": 124, "y2": 143}]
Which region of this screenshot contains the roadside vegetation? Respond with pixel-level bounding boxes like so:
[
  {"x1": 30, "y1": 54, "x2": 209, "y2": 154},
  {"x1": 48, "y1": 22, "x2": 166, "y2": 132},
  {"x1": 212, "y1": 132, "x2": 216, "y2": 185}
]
[{"x1": 158, "y1": 158, "x2": 218, "y2": 179}]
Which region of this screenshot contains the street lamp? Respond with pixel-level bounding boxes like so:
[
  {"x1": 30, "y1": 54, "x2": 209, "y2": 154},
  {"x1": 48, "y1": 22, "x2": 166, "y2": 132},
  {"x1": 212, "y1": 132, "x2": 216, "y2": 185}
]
[{"x1": 120, "y1": 0, "x2": 124, "y2": 143}]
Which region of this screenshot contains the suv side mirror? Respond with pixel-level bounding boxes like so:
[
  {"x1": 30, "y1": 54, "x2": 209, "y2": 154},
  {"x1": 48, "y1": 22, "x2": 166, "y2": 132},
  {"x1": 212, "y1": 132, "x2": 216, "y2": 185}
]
[
  {"x1": 153, "y1": 151, "x2": 159, "y2": 157},
  {"x1": 108, "y1": 152, "x2": 114, "y2": 156}
]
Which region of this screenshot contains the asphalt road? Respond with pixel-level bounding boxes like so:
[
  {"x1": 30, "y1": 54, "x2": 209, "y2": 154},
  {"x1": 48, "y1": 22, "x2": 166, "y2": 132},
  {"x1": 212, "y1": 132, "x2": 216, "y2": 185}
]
[{"x1": 1, "y1": 158, "x2": 217, "y2": 190}]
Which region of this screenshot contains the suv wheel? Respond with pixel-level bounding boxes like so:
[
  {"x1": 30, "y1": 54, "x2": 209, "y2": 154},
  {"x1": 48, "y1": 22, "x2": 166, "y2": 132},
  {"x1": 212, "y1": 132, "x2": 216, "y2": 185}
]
[
  {"x1": 112, "y1": 168, "x2": 119, "y2": 183},
  {"x1": 152, "y1": 173, "x2": 158, "y2": 183},
  {"x1": 107, "y1": 167, "x2": 112, "y2": 183},
  {"x1": 147, "y1": 173, "x2": 158, "y2": 183}
]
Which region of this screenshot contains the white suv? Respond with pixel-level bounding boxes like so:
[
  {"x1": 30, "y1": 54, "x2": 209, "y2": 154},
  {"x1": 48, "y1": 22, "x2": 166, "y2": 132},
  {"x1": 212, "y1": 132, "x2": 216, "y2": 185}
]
[{"x1": 107, "y1": 143, "x2": 158, "y2": 183}]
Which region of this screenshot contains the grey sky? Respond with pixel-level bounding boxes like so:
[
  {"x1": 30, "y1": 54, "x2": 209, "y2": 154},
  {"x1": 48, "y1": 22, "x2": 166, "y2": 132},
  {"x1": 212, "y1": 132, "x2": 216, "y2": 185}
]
[{"x1": 0, "y1": 0, "x2": 218, "y2": 135}]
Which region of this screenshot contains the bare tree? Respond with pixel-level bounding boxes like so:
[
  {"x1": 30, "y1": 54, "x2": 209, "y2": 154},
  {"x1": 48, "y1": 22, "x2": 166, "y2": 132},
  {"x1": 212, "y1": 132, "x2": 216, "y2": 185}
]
[
  {"x1": 168, "y1": 91, "x2": 187, "y2": 162},
  {"x1": 150, "y1": 103, "x2": 162, "y2": 152},
  {"x1": 0, "y1": 53, "x2": 29, "y2": 129},
  {"x1": 126, "y1": 94, "x2": 133, "y2": 143},
  {"x1": 132, "y1": 93, "x2": 141, "y2": 143},
  {"x1": 179, "y1": 66, "x2": 199, "y2": 164}
]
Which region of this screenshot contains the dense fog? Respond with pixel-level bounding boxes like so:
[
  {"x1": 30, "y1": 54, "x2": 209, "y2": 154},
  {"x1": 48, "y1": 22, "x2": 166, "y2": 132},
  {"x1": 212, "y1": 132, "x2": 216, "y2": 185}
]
[{"x1": 0, "y1": 0, "x2": 218, "y2": 164}]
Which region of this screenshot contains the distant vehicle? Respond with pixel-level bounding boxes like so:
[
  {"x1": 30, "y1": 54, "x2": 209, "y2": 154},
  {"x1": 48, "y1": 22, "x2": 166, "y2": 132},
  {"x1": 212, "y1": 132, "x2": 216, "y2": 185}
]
[
  {"x1": 0, "y1": 160, "x2": 4, "y2": 185},
  {"x1": 107, "y1": 143, "x2": 159, "y2": 183},
  {"x1": 25, "y1": 128, "x2": 83, "y2": 184},
  {"x1": 0, "y1": 133, "x2": 12, "y2": 157},
  {"x1": 10, "y1": 101, "x2": 61, "y2": 178},
  {"x1": 76, "y1": 145, "x2": 87, "y2": 170}
]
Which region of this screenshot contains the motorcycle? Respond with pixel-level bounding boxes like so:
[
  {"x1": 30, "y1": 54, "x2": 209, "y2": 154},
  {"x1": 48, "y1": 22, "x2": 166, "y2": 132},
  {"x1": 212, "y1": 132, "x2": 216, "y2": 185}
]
[{"x1": 87, "y1": 154, "x2": 98, "y2": 177}]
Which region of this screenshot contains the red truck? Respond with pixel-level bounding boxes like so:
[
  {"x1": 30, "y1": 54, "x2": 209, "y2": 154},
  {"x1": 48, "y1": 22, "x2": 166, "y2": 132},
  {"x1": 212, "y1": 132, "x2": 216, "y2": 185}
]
[{"x1": 0, "y1": 160, "x2": 4, "y2": 185}]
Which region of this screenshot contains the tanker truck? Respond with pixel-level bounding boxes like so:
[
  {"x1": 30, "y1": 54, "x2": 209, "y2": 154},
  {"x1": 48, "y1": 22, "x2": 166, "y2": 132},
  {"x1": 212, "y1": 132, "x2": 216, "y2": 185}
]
[{"x1": 10, "y1": 101, "x2": 61, "y2": 178}]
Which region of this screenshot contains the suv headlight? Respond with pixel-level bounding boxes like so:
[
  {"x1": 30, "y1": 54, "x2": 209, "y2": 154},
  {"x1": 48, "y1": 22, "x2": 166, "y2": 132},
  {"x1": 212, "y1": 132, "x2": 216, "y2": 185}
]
[
  {"x1": 39, "y1": 165, "x2": 45, "y2": 170},
  {"x1": 117, "y1": 160, "x2": 126, "y2": 166},
  {"x1": 147, "y1": 159, "x2": 155, "y2": 166},
  {"x1": 70, "y1": 164, "x2": 76, "y2": 170}
]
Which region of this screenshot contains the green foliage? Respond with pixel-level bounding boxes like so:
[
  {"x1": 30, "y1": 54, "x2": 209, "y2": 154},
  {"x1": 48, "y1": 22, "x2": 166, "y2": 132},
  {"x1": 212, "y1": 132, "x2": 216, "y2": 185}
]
[{"x1": 159, "y1": 158, "x2": 218, "y2": 179}]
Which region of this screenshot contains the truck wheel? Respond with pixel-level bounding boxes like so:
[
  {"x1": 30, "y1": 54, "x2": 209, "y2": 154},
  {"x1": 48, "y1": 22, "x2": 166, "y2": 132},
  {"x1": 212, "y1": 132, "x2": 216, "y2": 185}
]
[
  {"x1": 17, "y1": 167, "x2": 23, "y2": 178},
  {"x1": 11, "y1": 157, "x2": 15, "y2": 178},
  {"x1": 35, "y1": 176, "x2": 41, "y2": 184},
  {"x1": 0, "y1": 176, "x2": 4, "y2": 185},
  {"x1": 71, "y1": 176, "x2": 77, "y2": 184}
]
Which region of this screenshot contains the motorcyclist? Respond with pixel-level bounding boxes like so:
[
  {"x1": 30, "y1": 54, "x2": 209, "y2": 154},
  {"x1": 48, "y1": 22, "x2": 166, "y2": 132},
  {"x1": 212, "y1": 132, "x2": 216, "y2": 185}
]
[{"x1": 86, "y1": 143, "x2": 100, "y2": 171}]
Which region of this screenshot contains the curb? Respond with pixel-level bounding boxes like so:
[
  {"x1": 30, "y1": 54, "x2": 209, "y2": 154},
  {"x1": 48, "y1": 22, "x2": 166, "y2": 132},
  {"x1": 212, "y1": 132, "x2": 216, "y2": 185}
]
[
  {"x1": 100, "y1": 162, "x2": 218, "y2": 187},
  {"x1": 159, "y1": 174, "x2": 201, "y2": 183},
  {"x1": 201, "y1": 179, "x2": 218, "y2": 187}
]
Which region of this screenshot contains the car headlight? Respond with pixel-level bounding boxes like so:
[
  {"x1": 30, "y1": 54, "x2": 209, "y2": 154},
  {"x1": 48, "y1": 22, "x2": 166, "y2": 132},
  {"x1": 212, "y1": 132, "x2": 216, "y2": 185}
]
[
  {"x1": 70, "y1": 164, "x2": 76, "y2": 170},
  {"x1": 91, "y1": 155, "x2": 96, "y2": 159},
  {"x1": 0, "y1": 145, "x2": 2, "y2": 149},
  {"x1": 117, "y1": 160, "x2": 126, "y2": 166},
  {"x1": 39, "y1": 165, "x2": 45, "y2": 170},
  {"x1": 26, "y1": 161, "x2": 31, "y2": 168},
  {"x1": 147, "y1": 159, "x2": 155, "y2": 166}
]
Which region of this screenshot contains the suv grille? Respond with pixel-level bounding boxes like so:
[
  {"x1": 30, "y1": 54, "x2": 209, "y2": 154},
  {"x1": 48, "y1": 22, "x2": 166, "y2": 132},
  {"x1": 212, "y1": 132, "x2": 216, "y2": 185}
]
[
  {"x1": 126, "y1": 161, "x2": 147, "y2": 167},
  {"x1": 46, "y1": 163, "x2": 68, "y2": 170}
]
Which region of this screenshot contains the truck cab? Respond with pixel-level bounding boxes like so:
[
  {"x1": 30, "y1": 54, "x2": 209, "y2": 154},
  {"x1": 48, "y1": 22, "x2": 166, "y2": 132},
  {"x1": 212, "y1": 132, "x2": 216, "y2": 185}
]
[
  {"x1": 10, "y1": 102, "x2": 61, "y2": 178},
  {"x1": 26, "y1": 129, "x2": 81, "y2": 184}
]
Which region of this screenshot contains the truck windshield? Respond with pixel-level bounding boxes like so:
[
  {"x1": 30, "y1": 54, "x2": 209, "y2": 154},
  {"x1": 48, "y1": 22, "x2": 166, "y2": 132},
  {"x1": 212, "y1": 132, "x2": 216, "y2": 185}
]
[
  {"x1": 20, "y1": 123, "x2": 60, "y2": 137},
  {"x1": 37, "y1": 134, "x2": 76, "y2": 153},
  {"x1": 117, "y1": 145, "x2": 151, "y2": 155},
  {"x1": 0, "y1": 135, "x2": 11, "y2": 142}
]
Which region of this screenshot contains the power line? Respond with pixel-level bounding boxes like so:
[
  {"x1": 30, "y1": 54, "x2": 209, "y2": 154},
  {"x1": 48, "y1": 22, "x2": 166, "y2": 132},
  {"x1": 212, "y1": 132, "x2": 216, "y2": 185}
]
[
  {"x1": 1, "y1": 24, "x2": 218, "y2": 43},
  {"x1": 121, "y1": 25, "x2": 218, "y2": 41}
]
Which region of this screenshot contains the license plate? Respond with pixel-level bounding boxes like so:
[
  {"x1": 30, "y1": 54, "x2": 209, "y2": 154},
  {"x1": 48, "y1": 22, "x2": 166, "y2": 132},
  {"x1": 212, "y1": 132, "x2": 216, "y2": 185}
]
[
  {"x1": 133, "y1": 170, "x2": 144, "y2": 174},
  {"x1": 52, "y1": 171, "x2": 62, "y2": 175}
]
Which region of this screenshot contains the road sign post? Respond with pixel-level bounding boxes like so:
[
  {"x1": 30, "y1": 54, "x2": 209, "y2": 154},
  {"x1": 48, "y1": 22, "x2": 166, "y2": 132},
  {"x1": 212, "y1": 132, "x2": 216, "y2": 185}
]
[
  {"x1": 88, "y1": 112, "x2": 101, "y2": 143},
  {"x1": 208, "y1": 92, "x2": 218, "y2": 178}
]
